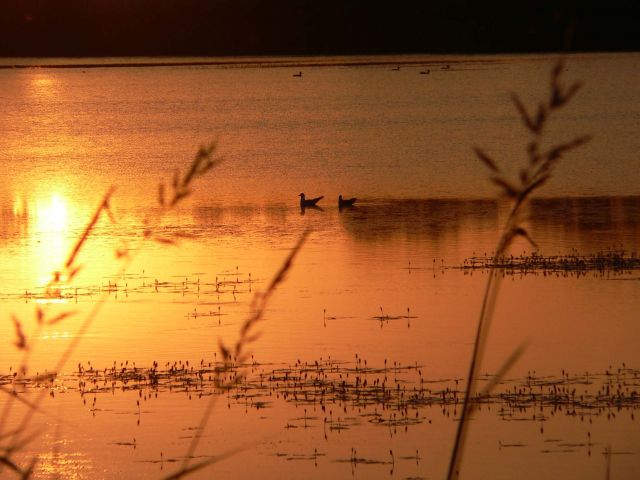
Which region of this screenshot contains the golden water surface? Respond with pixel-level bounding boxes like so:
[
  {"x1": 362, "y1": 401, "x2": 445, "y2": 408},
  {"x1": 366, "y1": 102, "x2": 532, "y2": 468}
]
[{"x1": 0, "y1": 53, "x2": 639, "y2": 479}]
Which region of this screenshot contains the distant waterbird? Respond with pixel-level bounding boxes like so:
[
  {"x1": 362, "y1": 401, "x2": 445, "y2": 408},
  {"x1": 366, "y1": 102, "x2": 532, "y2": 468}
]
[
  {"x1": 293, "y1": 71, "x2": 303, "y2": 77},
  {"x1": 338, "y1": 195, "x2": 357, "y2": 210},
  {"x1": 299, "y1": 193, "x2": 324, "y2": 208},
  {"x1": 420, "y1": 68, "x2": 430, "y2": 75},
  {"x1": 391, "y1": 66, "x2": 400, "y2": 71}
]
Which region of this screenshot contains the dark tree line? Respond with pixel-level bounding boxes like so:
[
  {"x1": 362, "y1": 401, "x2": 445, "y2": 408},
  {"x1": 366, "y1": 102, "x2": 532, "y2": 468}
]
[{"x1": 0, "y1": 0, "x2": 637, "y2": 57}]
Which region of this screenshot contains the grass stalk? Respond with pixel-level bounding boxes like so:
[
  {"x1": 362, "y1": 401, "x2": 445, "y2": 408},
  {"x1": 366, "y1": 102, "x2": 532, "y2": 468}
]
[
  {"x1": 170, "y1": 230, "x2": 310, "y2": 479},
  {"x1": 447, "y1": 59, "x2": 590, "y2": 479}
]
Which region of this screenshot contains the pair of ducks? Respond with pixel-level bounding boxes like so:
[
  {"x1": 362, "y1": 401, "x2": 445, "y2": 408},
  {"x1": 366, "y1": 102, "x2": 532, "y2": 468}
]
[{"x1": 299, "y1": 193, "x2": 356, "y2": 210}]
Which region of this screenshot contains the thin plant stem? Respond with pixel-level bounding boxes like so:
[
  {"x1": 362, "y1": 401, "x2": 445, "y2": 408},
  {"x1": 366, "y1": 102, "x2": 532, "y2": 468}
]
[
  {"x1": 173, "y1": 231, "x2": 309, "y2": 478},
  {"x1": 447, "y1": 59, "x2": 590, "y2": 479}
]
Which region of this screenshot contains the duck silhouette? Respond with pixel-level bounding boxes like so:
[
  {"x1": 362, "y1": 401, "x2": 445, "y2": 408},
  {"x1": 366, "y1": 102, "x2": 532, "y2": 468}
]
[
  {"x1": 293, "y1": 71, "x2": 303, "y2": 77},
  {"x1": 299, "y1": 193, "x2": 323, "y2": 208},
  {"x1": 338, "y1": 195, "x2": 357, "y2": 210}
]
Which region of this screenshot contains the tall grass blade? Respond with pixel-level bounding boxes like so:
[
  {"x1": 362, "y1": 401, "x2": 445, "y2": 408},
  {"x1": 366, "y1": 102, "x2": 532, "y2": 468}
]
[
  {"x1": 175, "y1": 231, "x2": 309, "y2": 477},
  {"x1": 448, "y1": 59, "x2": 590, "y2": 479}
]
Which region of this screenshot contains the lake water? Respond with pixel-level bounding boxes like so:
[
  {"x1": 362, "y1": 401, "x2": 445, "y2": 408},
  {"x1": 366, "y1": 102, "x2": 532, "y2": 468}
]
[{"x1": 0, "y1": 53, "x2": 639, "y2": 479}]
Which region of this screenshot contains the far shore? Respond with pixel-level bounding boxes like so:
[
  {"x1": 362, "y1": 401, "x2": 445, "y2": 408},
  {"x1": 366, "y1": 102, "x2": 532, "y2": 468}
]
[{"x1": 2, "y1": 51, "x2": 628, "y2": 70}]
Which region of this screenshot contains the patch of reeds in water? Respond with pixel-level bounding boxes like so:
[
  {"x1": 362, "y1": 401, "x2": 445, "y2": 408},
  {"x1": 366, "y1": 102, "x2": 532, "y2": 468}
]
[
  {"x1": 457, "y1": 249, "x2": 640, "y2": 278},
  {"x1": 5, "y1": 271, "x2": 255, "y2": 304},
  {"x1": 4, "y1": 358, "x2": 638, "y2": 436}
]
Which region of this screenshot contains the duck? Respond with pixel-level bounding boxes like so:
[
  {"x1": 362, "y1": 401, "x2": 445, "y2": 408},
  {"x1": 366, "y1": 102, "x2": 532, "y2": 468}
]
[
  {"x1": 299, "y1": 193, "x2": 323, "y2": 208},
  {"x1": 338, "y1": 195, "x2": 357, "y2": 210},
  {"x1": 293, "y1": 71, "x2": 303, "y2": 77},
  {"x1": 420, "y1": 68, "x2": 430, "y2": 75}
]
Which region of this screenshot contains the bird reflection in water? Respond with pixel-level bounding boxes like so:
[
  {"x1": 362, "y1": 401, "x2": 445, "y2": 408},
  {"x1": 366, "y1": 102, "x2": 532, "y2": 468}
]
[{"x1": 300, "y1": 204, "x2": 324, "y2": 215}]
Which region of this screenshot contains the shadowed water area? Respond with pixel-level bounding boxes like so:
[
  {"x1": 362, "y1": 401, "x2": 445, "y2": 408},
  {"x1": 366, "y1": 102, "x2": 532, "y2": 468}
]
[{"x1": 0, "y1": 53, "x2": 639, "y2": 479}]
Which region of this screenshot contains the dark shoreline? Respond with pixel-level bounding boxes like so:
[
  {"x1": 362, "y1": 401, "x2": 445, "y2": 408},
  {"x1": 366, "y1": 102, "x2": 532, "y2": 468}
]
[
  {"x1": 0, "y1": 57, "x2": 503, "y2": 70},
  {"x1": 1, "y1": 51, "x2": 634, "y2": 70}
]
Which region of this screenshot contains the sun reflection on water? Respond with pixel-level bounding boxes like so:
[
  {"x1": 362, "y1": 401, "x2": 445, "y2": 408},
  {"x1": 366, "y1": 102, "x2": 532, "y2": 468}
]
[
  {"x1": 29, "y1": 74, "x2": 58, "y2": 100},
  {"x1": 39, "y1": 330, "x2": 71, "y2": 341},
  {"x1": 35, "y1": 297, "x2": 68, "y2": 306},
  {"x1": 33, "y1": 194, "x2": 70, "y2": 281},
  {"x1": 37, "y1": 194, "x2": 68, "y2": 232},
  {"x1": 12, "y1": 196, "x2": 27, "y2": 217},
  {"x1": 37, "y1": 450, "x2": 93, "y2": 480}
]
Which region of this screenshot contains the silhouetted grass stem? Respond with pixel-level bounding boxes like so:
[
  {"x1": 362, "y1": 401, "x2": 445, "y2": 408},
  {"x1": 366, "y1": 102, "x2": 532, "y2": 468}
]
[{"x1": 447, "y1": 59, "x2": 590, "y2": 479}]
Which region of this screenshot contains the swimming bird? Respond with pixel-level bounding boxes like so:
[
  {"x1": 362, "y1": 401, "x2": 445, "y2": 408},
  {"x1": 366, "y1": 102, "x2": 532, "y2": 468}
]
[
  {"x1": 338, "y1": 195, "x2": 357, "y2": 210},
  {"x1": 391, "y1": 66, "x2": 400, "y2": 71},
  {"x1": 299, "y1": 193, "x2": 323, "y2": 208},
  {"x1": 420, "y1": 68, "x2": 430, "y2": 75},
  {"x1": 293, "y1": 71, "x2": 303, "y2": 77}
]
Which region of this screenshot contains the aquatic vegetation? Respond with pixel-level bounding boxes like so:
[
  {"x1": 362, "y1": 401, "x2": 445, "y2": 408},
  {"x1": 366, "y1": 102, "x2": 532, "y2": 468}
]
[
  {"x1": 4, "y1": 358, "x2": 639, "y2": 449},
  {"x1": 7, "y1": 271, "x2": 255, "y2": 305},
  {"x1": 458, "y1": 249, "x2": 640, "y2": 277},
  {"x1": 170, "y1": 230, "x2": 309, "y2": 479}
]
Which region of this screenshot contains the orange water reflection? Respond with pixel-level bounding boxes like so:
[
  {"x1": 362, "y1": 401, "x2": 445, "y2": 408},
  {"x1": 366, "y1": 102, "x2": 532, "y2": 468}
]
[
  {"x1": 1, "y1": 193, "x2": 639, "y2": 479},
  {"x1": 33, "y1": 193, "x2": 70, "y2": 282},
  {"x1": 1, "y1": 53, "x2": 639, "y2": 479},
  {"x1": 36, "y1": 451, "x2": 93, "y2": 480},
  {"x1": 30, "y1": 73, "x2": 57, "y2": 95},
  {"x1": 1, "y1": 195, "x2": 639, "y2": 369}
]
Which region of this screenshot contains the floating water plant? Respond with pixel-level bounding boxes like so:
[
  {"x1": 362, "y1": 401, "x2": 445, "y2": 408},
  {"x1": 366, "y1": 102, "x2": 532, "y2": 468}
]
[
  {"x1": 4, "y1": 358, "x2": 638, "y2": 439},
  {"x1": 458, "y1": 250, "x2": 640, "y2": 277}
]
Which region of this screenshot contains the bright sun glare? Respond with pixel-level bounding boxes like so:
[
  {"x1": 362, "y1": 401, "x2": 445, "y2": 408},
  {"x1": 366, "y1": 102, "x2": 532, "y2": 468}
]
[
  {"x1": 38, "y1": 194, "x2": 68, "y2": 232},
  {"x1": 32, "y1": 193, "x2": 71, "y2": 286},
  {"x1": 30, "y1": 75, "x2": 57, "y2": 99}
]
